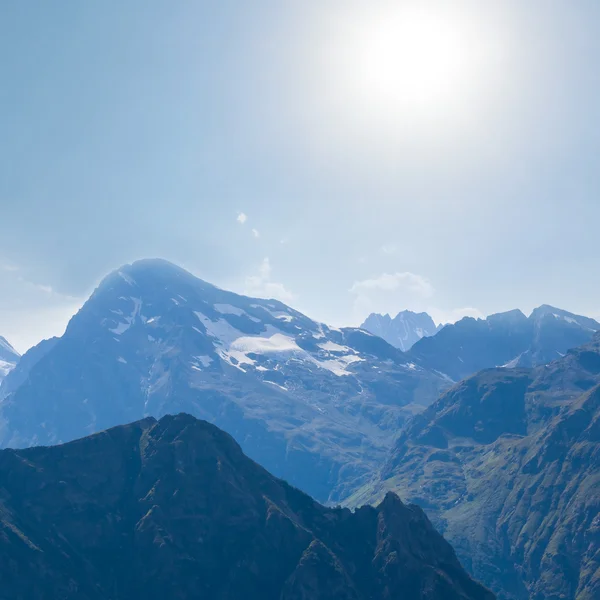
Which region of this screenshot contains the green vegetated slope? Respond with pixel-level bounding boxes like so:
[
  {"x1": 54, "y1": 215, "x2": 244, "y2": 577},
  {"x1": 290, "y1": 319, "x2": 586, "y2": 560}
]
[{"x1": 349, "y1": 334, "x2": 600, "y2": 600}]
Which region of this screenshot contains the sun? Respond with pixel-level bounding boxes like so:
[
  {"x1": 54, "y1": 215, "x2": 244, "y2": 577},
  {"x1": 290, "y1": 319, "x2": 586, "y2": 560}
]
[
  {"x1": 355, "y1": 7, "x2": 469, "y2": 114},
  {"x1": 315, "y1": 3, "x2": 500, "y2": 135}
]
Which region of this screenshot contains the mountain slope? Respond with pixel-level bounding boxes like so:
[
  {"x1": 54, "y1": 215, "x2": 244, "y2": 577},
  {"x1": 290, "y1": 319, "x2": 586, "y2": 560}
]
[
  {"x1": 406, "y1": 307, "x2": 600, "y2": 381},
  {"x1": 0, "y1": 336, "x2": 19, "y2": 384},
  {"x1": 349, "y1": 334, "x2": 600, "y2": 600},
  {"x1": 0, "y1": 336, "x2": 58, "y2": 399},
  {"x1": 0, "y1": 259, "x2": 448, "y2": 502},
  {"x1": 361, "y1": 310, "x2": 439, "y2": 351},
  {"x1": 0, "y1": 414, "x2": 495, "y2": 600}
]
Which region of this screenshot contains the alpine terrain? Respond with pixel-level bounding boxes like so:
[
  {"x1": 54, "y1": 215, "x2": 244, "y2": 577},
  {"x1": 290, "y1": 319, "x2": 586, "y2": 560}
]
[
  {"x1": 0, "y1": 259, "x2": 448, "y2": 503},
  {"x1": 361, "y1": 310, "x2": 440, "y2": 351},
  {"x1": 405, "y1": 306, "x2": 600, "y2": 381},
  {"x1": 349, "y1": 333, "x2": 600, "y2": 600},
  {"x1": 0, "y1": 413, "x2": 495, "y2": 600},
  {"x1": 0, "y1": 336, "x2": 19, "y2": 385}
]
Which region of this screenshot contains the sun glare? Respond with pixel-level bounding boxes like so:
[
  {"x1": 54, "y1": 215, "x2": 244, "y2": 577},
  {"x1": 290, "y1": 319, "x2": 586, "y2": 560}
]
[
  {"x1": 315, "y1": 3, "x2": 505, "y2": 140},
  {"x1": 356, "y1": 8, "x2": 469, "y2": 114}
]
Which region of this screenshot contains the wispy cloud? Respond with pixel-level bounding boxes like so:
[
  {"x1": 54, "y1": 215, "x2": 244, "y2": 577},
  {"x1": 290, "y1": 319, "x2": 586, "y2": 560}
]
[
  {"x1": 237, "y1": 212, "x2": 247, "y2": 224},
  {"x1": 350, "y1": 272, "x2": 434, "y2": 298},
  {"x1": 252, "y1": 228, "x2": 260, "y2": 238},
  {"x1": 244, "y1": 257, "x2": 295, "y2": 303},
  {"x1": 349, "y1": 271, "x2": 482, "y2": 325},
  {"x1": 350, "y1": 271, "x2": 434, "y2": 319},
  {"x1": 0, "y1": 260, "x2": 19, "y2": 272}
]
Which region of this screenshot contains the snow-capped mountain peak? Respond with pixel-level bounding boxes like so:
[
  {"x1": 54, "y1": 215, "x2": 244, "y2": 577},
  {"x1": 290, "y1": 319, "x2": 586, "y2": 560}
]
[{"x1": 0, "y1": 259, "x2": 448, "y2": 503}]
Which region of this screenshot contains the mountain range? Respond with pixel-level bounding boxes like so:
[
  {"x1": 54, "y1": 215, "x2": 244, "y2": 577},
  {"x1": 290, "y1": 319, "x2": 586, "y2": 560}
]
[
  {"x1": 348, "y1": 333, "x2": 600, "y2": 600},
  {"x1": 405, "y1": 305, "x2": 600, "y2": 381},
  {"x1": 0, "y1": 336, "x2": 19, "y2": 384},
  {"x1": 0, "y1": 413, "x2": 495, "y2": 600},
  {"x1": 360, "y1": 310, "x2": 440, "y2": 351},
  {"x1": 0, "y1": 259, "x2": 448, "y2": 503},
  {"x1": 1, "y1": 260, "x2": 597, "y2": 508}
]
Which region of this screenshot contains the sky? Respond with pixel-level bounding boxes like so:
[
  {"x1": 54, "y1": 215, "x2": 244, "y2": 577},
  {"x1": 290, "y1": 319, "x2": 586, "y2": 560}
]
[{"x1": 2, "y1": 1, "x2": 600, "y2": 353}]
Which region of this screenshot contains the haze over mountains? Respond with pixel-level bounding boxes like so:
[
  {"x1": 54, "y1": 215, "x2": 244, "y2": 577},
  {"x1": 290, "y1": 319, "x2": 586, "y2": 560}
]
[
  {"x1": 1, "y1": 259, "x2": 597, "y2": 506},
  {"x1": 405, "y1": 306, "x2": 600, "y2": 381},
  {"x1": 349, "y1": 334, "x2": 600, "y2": 600},
  {"x1": 1, "y1": 257, "x2": 599, "y2": 600},
  {"x1": 0, "y1": 259, "x2": 447, "y2": 503}
]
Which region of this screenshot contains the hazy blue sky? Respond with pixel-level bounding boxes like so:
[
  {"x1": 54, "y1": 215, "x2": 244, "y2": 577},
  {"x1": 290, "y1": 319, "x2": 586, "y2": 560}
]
[{"x1": 2, "y1": 1, "x2": 600, "y2": 352}]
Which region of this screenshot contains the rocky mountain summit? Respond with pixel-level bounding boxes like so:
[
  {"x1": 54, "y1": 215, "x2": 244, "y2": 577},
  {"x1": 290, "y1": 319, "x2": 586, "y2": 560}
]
[
  {"x1": 361, "y1": 310, "x2": 439, "y2": 351},
  {"x1": 349, "y1": 333, "x2": 600, "y2": 600},
  {"x1": 0, "y1": 414, "x2": 495, "y2": 600}
]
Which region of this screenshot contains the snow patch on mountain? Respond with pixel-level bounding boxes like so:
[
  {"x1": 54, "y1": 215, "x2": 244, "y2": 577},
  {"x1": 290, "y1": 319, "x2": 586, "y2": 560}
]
[
  {"x1": 318, "y1": 341, "x2": 354, "y2": 354},
  {"x1": 214, "y1": 304, "x2": 247, "y2": 317},
  {"x1": 108, "y1": 297, "x2": 142, "y2": 335},
  {"x1": 0, "y1": 360, "x2": 15, "y2": 378}
]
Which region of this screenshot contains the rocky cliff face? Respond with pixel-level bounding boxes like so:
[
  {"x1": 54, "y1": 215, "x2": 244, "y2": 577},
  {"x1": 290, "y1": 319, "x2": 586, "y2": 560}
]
[
  {"x1": 0, "y1": 414, "x2": 494, "y2": 600},
  {"x1": 361, "y1": 310, "x2": 439, "y2": 351},
  {"x1": 350, "y1": 334, "x2": 600, "y2": 600}
]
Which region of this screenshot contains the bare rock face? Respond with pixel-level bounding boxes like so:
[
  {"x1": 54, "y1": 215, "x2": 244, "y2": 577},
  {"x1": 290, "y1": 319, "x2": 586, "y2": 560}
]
[
  {"x1": 361, "y1": 310, "x2": 439, "y2": 351},
  {"x1": 0, "y1": 414, "x2": 494, "y2": 600}
]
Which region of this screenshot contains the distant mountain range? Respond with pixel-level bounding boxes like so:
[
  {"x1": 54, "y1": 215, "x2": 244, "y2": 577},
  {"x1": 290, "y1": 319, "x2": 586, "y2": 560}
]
[
  {"x1": 405, "y1": 305, "x2": 600, "y2": 381},
  {"x1": 0, "y1": 259, "x2": 448, "y2": 503},
  {"x1": 348, "y1": 333, "x2": 600, "y2": 600},
  {"x1": 0, "y1": 413, "x2": 494, "y2": 600},
  {"x1": 361, "y1": 310, "x2": 440, "y2": 351},
  {"x1": 0, "y1": 336, "x2": 19, "y2": 384}
]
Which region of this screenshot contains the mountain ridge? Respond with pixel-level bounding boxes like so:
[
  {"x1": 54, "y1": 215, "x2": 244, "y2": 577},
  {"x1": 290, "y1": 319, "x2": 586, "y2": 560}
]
[
  {"x1": 406, "y1": 305, "x2": 600, "y2": 381},
  {"x1": 0, "y1": 412, "x2": 495, "y2": 600}
]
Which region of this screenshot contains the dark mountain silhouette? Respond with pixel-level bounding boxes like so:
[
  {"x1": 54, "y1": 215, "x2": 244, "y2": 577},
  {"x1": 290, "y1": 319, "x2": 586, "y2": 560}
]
[{"x1": 0, "y1": 414, "x2": 494, "y2": 600}]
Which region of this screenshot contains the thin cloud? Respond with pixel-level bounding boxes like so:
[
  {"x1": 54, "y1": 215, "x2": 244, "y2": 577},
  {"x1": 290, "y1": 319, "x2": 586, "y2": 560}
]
[
  {"x1": 380, "y1": 244, "x2": 397, "y2": 255},
  {"x1": 349, "y1": 271, "x2": 482, "y2": 326},
  {"x1": 244, "y1": 257, "x2": 295, "y2": 303},
  {"x1": 0, "y1": 261, "x2": 19, "y2": 272},
  {"x1": 350, "y1": 272, "x2": 434, "y2": 298},
  {"x1": 237, "y1": 212, "x2": 248, "y2": 224},
  {"x1": 252, "y1": 228, "x2": 260, "y2": 238}
]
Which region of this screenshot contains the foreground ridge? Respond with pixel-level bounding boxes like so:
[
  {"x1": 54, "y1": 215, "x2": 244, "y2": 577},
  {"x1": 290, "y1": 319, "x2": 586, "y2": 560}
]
[{"x1": 0, "y1": 413, "x2": 494, "y2": 600}]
